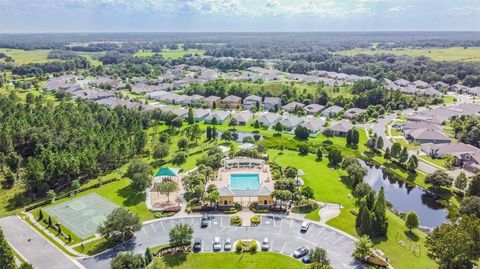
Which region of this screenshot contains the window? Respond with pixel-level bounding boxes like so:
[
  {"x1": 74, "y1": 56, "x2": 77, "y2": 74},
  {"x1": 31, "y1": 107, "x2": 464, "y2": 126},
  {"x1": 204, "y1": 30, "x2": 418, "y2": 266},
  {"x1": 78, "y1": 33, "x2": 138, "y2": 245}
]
[
  {"x1": 224, "y1": 200, "x2": 227, "y2": 205},
  {"x1": 264, "y1": 200, "x2": 267, "y2": 205}
]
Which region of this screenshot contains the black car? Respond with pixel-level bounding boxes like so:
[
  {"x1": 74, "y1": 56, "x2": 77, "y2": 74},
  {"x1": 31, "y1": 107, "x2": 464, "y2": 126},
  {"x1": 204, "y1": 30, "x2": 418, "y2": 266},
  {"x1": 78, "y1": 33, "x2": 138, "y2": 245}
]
[
  {"x1": 301, "y1": 254, "x2": 312, "y2": 263},
  {"x1": 193, "y1": 238, "x2": 202, "y2": 252},
  {"x1": 293, "y1": 247, "x2": 309, "y2": 258},
  {"x1": 200, "y1": 215, "x2": 209, "y2": 228}
]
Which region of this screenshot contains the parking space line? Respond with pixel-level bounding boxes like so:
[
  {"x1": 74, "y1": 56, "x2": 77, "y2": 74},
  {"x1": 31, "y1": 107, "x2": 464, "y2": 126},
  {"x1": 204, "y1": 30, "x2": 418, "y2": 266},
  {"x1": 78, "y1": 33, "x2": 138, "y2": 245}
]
[
  {"x1": 141, "y1": 227, "x2": 147, "y2": 235},
  {"x1": 278, "y1": 219, "x2": 283, "y2": 229},
  {"x1": 281, "y1": 242, "x2": 287, "y2": 253},
  {"x1": 289, "y1": 219, "x2": 293, "y2": 229},
  {"x1": 151, "y1": 224, "x2": 156, "y2": 233},
  {"x1": 332, "y1": 236, "x2": 343, "y2": 245},
  {"x1": 160, "y1": 222, "x2": 166, "y2": 231},
  {"x1": 323, "y1": 232, "x2": 335, "y2": 241}
]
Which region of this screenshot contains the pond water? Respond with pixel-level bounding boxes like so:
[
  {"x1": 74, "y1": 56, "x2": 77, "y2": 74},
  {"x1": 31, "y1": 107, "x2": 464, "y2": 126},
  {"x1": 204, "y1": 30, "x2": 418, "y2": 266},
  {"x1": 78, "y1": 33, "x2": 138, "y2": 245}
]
[
  {"x1": 216, "y1": 131, "x2": 263, "y2": 142},
  {"x1": 361, "y1": 161, "x2": 448, "y2": 228}
]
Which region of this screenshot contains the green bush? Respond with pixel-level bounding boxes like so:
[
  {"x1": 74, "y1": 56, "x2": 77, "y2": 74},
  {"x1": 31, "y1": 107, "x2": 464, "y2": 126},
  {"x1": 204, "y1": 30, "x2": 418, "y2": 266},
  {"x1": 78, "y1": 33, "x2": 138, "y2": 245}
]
[
  {"x1": 235, "y1": 241, "x2": 243, "y2": 252},
  {"x1": 230, "y1": 215, "x2": 242, "y2": 226},
  {"x1": 248, "y1": 240, "x2": 258, "y2": 252},
  {"x1": 250, "y1": 215, "x2": 261, "y2": 226}
]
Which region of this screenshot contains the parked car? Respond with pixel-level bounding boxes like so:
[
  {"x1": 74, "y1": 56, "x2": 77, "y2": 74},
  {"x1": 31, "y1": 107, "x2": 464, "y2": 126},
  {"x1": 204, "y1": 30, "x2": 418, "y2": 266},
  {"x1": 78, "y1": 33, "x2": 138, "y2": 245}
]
[
  {"x1": 300, "y1": 221, "x2": 310, "y2": 232},
  {"x1": 193, "y1": 238, "x2": 202, "y2": 252},
  {"x1": 213, "y1": 237, "x2": 222, "y2": 251},
  {"x1": 293, "y1": 247, "x2": 309, "y2": 258},
  {"x1": 224, "y1": 238, "x2": 232, "y2": 251},
  {"x1": 201, "y1": 215, "x2": 209, "y2": 228},
  {"x1": 261, "y1": 238, "x2": 269, "y2": 251},
  {"x1": 302, "y1": 254, "x2": 312, "y2": 263}
]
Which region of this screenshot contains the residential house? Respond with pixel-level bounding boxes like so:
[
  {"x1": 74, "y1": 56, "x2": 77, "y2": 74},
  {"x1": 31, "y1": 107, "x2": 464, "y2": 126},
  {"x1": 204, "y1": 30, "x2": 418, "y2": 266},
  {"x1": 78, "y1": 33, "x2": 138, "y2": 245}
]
[
  {"x1": 193, "y1": 108, "x2": 210, "y2": 122},
  {"x1": 232, "y1": 111, "x2": 253, "y2": 126},
  {"x1": 204, "y1": 96, "x2": 221, "y2": 108},
  {"x1": 205, "y1": 111, "x2": 230, "y2": 124},
  {"x1": 329, "y1": 120, "x2": 354, "y2": 136},
  {"x1": 188, "y1": 94, "x2": 205, "y2": 105},
  {"x1": 304, "y1": 104, "x2": 325, "y2": 115},
  {"x1": 301, "y1": 118, "x2": 326, "y2": 137},
  {"x1": 71, "y1": 89, "x2": 114, "y2": 101},
  {"x1": 455, "y1": 151, "x2": 480, "y2": 173},
  {"x1": 221, "y1": 95, "x2": 242, "y2": 109},
  {"x1": 432, "y1": 81, "x2": 449, "y2": 90},
  {"x1": 243, "y1": 95, "x2": 262, "y2": 110},
  {"x1": 344, "y1": 108, "x2": 367, "y2": 119},
  {"x1": 280, "y1": 115, "x2": 304, "y2": 131},
  {"x1": 171, "y1": 107, "x2": 189, "y2": 118},
  {"x1": 401, "y1": 121, "x2": 442, "y2": 133},
  {"x1": 321, "y1": 105, "x2": 344, "y2": 118},
  {"x1": 282, "y1": 102, "x2": 305, "y2": 112},
  {"x1": 405, "y1": 129, "x2": 451, "y2": 144},
  {"x1": 413, "y1": 80, "x2": 429, "y2": 89},
  {"x1": 421, "y1": 142, "x2": 480, "y2": 159},
  {"x1": 264, "y1": 97, "x2": 282, "y2": 111},
  {"x1": 394, "y1": 79, "x2": 411, "y2": 87},
  {"x1": 258, "y1": 113, "x2": 281, "y2": 127}
]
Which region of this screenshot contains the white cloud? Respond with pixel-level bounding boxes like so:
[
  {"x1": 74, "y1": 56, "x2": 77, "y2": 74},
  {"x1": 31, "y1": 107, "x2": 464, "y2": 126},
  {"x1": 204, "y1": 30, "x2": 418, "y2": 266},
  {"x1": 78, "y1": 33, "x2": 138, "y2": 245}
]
[{"x1": 388, "y1": 6, "x2": 404, "y2": 12}]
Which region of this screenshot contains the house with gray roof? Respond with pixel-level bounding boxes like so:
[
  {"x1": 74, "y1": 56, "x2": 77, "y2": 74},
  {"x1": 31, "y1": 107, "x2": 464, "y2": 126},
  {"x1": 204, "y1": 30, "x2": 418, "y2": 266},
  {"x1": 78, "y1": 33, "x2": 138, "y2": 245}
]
[
  {"x1": 232, "y1": 111, "x2": 253, "y2": 126},
  {"x1": 188, "y1": 94, "x2": 205, "y2": 105},
  {"x1": 258, "y1": 112, "x2": 281, "y2": 127},
  {"x1": 406, "y1": 129, "x2": 451, "y2": 144},
  {"x1": 329, "y1": 120, "x2": 354, "y2": 136},
  {"x1": 421, "y1": 142, "x2": 480, "y2": 158},
  {"x1": 243, "y1": 95, "x2": 262, "y2": 110},
  {"x1": 205, "y1": 111, "x2": 231, "y2": 124},
  {"x1": 193, "y1": 108, "x2": 210, "y2": 122},
  {"x1": 413, "y1": 80, "x2": 429, "y2": 89},
  {"x1": 280, "y1": 115, "x2": 304, "y2": 131},
  {"x1": 305, "y1": 104, "x2": 325, "y2": 115},
  {"x1": 420, "y1": 87, "x2": 442, "y2": 97},
  {"x1": 394, "y1": 79, "x2": 411, "y2": 87},
  {"x1": 264, "y1": 97, "x2": 282, "y2": 111},
  {"x1": 171, "y1": 107, "x2": 189, "y2": 118},
  {"x1": 282, "y1": 101, "x2": 305, "y2": 112},
  {"x1": 301, "y1": 118, "x2": 326, "y2": 136},
  {"x1": 71, "y1": 89, "x2": 114, "y2": 101},
  {"x1": 401, "y1": 121, "x2": 442, "y2": 132},
  {"x1": 344, "y1": 108, "x2": 366, "y2": 119},
  {"x1": 321, "y1": 105, "x2": 344, "y2": 117}
]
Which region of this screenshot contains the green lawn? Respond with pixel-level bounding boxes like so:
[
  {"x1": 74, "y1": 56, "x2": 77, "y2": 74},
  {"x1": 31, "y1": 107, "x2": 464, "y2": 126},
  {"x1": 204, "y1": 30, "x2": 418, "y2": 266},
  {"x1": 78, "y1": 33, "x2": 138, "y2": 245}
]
[
  {"x1": 419, "y1": 156, "x2": 447, "y2": 170},
  {"x1": 393, "y1": 138, "x2": 420, "y2": 151},
  {"x1": 337, "y1": 46, "x2": 480, "y2": 62},
  {"x1": 73, "y1": 237, "x2": 115, "y2": 255},
  {"x1": 304, "y1": 206, "x2": 321, "y2": 222},
  {"x1": 149, "y1": 252, "x2": 306, "y2": 269},
  {"x1": 270, "y1": 150, "x2": 437, "y2": 269}
]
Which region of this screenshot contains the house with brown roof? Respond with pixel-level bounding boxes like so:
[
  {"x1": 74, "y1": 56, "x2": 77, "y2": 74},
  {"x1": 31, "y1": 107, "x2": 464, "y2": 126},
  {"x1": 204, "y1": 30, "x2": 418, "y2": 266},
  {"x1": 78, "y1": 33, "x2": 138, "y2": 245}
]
[
  {"x1": 204, "y1": 96, "x2": 221, "y2": 108},
  {"x1": 221, "y1": 95, "x2": 242, "y2": 109}
]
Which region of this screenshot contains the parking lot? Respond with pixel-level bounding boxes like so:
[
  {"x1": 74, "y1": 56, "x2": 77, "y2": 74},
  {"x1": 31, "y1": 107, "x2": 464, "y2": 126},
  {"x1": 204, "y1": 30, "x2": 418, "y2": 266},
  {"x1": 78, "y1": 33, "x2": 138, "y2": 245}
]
[{"x1": 81, "y1": 215, "x2": 360, "y2": 269}]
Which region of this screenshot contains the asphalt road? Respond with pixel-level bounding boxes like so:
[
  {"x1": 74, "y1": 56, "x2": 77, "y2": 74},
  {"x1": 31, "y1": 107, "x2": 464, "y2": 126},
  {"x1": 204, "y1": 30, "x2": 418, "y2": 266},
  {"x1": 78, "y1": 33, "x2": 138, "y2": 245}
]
[
  {"x1": 0, "y1": 216, "x2": 83, "y2": 269},
  {"x1": 80, "y1": 215, "x2": 361, "y2": 269}
]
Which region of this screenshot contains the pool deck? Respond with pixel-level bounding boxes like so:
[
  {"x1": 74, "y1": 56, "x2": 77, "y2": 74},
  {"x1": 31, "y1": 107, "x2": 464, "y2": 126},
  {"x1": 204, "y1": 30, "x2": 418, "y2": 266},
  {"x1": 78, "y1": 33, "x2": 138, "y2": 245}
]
[{"x1": 214, "y1": 166, "x2": 274, "y2": 192}]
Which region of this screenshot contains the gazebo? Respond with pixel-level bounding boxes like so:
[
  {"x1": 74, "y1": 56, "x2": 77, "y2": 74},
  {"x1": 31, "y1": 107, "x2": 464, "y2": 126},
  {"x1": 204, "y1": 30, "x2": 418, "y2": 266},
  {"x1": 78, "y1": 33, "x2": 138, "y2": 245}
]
[{"x1": 154, "y1": 167, "x2": 181, "y2": 182}]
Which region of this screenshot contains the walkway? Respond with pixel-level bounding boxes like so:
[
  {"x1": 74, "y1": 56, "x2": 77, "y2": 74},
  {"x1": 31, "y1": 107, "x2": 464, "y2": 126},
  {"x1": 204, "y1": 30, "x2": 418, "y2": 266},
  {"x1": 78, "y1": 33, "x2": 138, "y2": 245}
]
[
  {"x1": 0, "y1": 216, "x2": 84, "y2": 269},
  {"x1": 318, "y1": 202, "x2": 341, "y2": 223}
]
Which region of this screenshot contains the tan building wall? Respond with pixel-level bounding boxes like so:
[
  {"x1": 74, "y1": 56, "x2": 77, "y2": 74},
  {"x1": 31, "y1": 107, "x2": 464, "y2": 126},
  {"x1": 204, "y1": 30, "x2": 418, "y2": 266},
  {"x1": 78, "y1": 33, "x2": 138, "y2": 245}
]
[
  {"x1": 220, "y1": 195, "x2": 234, "y2": 205},
  {"x1": 222, "y1": 100, "x2": 241, "y2": 109},
  {"x1": 257, "y1": 195, "x2": 274, "y2": 205}
]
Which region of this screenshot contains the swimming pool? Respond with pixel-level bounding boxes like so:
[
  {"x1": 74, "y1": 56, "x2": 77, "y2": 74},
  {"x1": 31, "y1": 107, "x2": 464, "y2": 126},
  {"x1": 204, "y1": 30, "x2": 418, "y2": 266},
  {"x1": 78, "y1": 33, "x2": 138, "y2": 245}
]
[{"x1": 230, "y1": 173, "x2": 260, "y2": 190}]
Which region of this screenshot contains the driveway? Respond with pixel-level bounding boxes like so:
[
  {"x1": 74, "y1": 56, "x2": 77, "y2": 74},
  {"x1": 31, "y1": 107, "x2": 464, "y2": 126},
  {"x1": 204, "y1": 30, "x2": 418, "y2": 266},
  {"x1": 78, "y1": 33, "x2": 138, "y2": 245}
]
[
  {"x1": 80, "y1": 215, "x2": 361, "y2": 269},
  {"x1": 0, "y1": 216, "x2": 83, "y2": 269}
]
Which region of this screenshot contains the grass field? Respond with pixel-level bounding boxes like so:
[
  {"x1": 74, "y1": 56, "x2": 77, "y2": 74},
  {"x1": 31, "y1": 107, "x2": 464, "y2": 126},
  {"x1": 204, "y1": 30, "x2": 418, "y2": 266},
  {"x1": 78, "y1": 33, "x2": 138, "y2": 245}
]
[
  {"x1": 304, "y1": 206, "x2": 321, "y2": 222},
  {"x1": 0, "y1": 48, "x2": 102, "y2": 66},
  {"x1": 270, "y1": 150, "x2": 437, "y2": 269},
  {"x1": 135, "y1": 48, "x2": 205, "y2": 59},
  {"x1": 0, "y1": 48, "x2": 53, "y2": 64},
  {"x1": 337, "y1": 46, "x2": 480, "y2": 62},
  {"x1": 149, "y1": 252, "x2": 306, "y2": 269}
]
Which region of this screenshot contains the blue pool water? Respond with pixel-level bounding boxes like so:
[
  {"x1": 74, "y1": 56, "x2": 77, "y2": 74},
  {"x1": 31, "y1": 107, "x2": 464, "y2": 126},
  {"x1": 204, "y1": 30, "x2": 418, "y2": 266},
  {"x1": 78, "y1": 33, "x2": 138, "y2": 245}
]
[{"x1": 230, "y1": 173, "x2": 260, "y2": 190}]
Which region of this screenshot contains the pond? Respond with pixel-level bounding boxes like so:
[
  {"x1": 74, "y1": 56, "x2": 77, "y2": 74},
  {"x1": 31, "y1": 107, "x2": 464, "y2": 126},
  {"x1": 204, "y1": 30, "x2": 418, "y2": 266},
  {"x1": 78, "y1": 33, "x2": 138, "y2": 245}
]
[
  {"x1": 216, "y1": 131, "x2": 263, "y2": 143},
  {"x1": 361, "y1": 160, "x2": 448, "y2": 228}
]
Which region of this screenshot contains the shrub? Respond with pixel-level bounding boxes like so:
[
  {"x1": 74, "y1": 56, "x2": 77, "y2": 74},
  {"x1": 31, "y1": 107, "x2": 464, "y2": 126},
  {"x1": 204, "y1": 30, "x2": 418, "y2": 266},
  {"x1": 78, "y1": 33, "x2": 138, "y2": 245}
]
[
  {"x1": 230, "y1": 215, "x2": 242, "y2": 226},
  {"x1": 235, "y1": 241, "x2": 243, "y2": 252},
  {"x1": 248, "y1": 240, "x2": 258, "y2": 252},
  {"x1": 250, "y1": 215, "x2": 261, "y2": 226}
]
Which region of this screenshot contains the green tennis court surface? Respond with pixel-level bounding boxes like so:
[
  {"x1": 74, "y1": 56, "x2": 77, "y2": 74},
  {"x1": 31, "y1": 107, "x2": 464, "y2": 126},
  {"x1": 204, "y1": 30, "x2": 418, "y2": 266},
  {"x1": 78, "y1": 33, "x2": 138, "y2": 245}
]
[{"x1": 44, "y1": 193, "x2": 118, "y2": 239}]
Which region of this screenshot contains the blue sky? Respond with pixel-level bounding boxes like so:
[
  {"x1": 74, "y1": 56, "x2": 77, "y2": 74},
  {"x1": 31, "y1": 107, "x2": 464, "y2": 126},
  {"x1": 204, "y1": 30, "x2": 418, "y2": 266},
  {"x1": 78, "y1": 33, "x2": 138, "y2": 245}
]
[{"x1": 1, "y1": 0, "x2": 479, "y2": 33}]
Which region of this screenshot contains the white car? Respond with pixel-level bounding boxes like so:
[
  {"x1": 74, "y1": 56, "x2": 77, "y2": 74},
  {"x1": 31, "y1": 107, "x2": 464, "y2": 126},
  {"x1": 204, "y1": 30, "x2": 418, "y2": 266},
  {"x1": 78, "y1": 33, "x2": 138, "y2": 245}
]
[
  {"x1": 224, "y1": 238, "x2": 232, "y2": 251},
  {"x1": 300, "y1": 221, "x2": 310, "y2": 232},
  {"x1": 261, "y1": 237, "x2": 269, "y2": 251},
  {"x1": 213, "y1": 237, "x2": 222, "y2": 251}
]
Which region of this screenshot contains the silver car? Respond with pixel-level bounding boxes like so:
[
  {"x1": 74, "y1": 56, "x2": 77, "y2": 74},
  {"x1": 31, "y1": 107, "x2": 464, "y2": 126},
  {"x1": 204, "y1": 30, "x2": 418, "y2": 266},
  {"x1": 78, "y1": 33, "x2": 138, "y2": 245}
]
[
  {"x1": 224, "y1": 238, "x2": 232, "y2": 251},
  {"x1": 213, "y1": 237, "x2": 222, "y2": 251}
]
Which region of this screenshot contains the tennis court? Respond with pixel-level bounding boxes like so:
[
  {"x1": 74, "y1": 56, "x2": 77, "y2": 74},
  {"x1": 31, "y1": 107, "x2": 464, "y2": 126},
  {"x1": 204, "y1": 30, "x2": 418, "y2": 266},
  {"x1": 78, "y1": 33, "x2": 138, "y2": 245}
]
[{"x1": 44, "y1": 193, "x2": 118, "y2": 239}]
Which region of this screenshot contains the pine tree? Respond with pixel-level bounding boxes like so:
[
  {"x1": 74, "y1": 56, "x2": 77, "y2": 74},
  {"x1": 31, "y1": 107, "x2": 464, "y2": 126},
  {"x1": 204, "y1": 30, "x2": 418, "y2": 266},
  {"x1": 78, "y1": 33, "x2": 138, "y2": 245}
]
[
  {"x1": 212, "y1": 127, "x2": 217, "y2": 140},
  {"x1": 376, "y1": 136, "x2": 384, "y2": 150},
  {"x1": 206, "y1": 126, "x2": 212, "y2": 140},
  {"x1": 372, "y1": 187, "x2": 388, "y2": 236},
  {"x1": 352, "y1": 129, "x2": 360, "y2": 146},
  {"x1": 346, "y1": 129, "x2": 353, "y2": 145},
  {"x1": 48, "y1": 216, "x2": 52, "y2": 227},
  {"x1": 399, "y1": 147, "x2": 409, "y2": 163},
  {"x1": 365, "y1": 192, "x2": 375, "y2": 210},
  {"x1": 358, "y1": 206, "x2": 372, "y2": 235},
  {"x1": 0, "y1": 228, "x2": 15, "y2": 269},
  {"x1": 187, "y1": 108, "x2": 194, "y2": 125},
  {"x1": 38, "y1": 209, "x2": 44, "y2": 221},
  {"x1": 384, "y1": 147, "x2": 391, "y2": 160}
]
